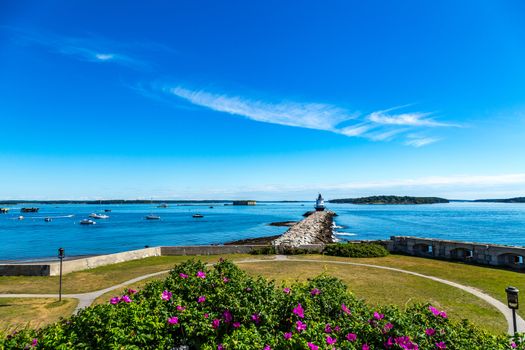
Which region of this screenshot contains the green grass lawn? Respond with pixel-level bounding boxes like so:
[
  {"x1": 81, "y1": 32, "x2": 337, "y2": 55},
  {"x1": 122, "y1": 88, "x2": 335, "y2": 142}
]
[
  {"x1": 1, "y1": 253, "x2": 522, "y2": 335},
  {"x1": 237, "y1": 260, "x2": 507, "y2": 334},
  {"x1": 0, "y1": 255, "x2": 253, "y2": 294},
  {"x1": 292, "y1": 254, "x2": 525, "y2": 318},
  {"x1": 0, "y1": 298, "x2": 77, "y2": 333}
]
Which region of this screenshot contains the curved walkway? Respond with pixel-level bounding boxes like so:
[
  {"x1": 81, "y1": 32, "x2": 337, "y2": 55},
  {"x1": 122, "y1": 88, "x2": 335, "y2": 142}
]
[{"x1": 0, "y1": 256, "x2": 523, "y2": 335}]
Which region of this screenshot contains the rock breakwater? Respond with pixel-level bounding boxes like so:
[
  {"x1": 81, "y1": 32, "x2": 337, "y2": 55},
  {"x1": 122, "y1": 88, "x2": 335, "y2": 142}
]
[{"x1": 272, "y1": 210, "x2": 336, "y2": 247}]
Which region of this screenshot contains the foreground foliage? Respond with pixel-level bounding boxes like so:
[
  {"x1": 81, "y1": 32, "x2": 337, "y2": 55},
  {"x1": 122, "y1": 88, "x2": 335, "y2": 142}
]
[
  {"x1": 1, "y1": 259, "x2": 523, "y2": 349},
  {"x1": 324, "y1": 243, "x2": 389, "y2": 258}
]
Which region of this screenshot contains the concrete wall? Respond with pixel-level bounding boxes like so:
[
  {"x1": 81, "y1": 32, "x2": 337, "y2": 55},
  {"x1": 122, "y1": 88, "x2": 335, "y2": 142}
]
[{"x1": 390, "y1": 236, "x2": 525, "y2": 270}]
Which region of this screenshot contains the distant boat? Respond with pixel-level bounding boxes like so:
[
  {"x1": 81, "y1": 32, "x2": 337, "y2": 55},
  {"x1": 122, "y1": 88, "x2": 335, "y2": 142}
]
[
  {"x1": 192, "y1": 214, "x2": 204, "y2": 218},
  {"x1": 157, "y1": 203, "x2": 168, "y2": 208},
  {"x1": 80, "y1": 219, "x2": 96, "y2": 225},
  {"x1": 89, "y1": 213, "x2": 109, "y2": 219},
  {"x1": 145, "y1": 215, "x2": 160, "y2": 220},
  {"x1": 44, "y1": 217, "x2": 52, "y2": 222},
  {"x1": 104, "y1": 209, "x2": 112, "y2": 212},
  {"x1": 0, "y1": 208, "x2": 9, "y2": 214},
  {"x1": 18, "y1": 215, "x2": 24, "y2": 220},
  {"x1": 209, "y1": 206, "x2": 214, "y2": 209},
  {"x1": 21, "y1": 207, "x2": 39, "y2": 213}
]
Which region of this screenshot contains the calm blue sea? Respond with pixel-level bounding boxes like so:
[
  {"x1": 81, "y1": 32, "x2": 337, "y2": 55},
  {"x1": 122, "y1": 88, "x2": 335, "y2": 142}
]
[{"x1": 1, "y1": 202, "x2": 525, "y2": 260}]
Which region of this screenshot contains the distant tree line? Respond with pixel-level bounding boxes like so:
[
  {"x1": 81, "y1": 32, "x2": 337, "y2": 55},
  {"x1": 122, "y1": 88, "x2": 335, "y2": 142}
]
[{"x1": 328, "y1": 196, "x2": 449, "y2": 205}]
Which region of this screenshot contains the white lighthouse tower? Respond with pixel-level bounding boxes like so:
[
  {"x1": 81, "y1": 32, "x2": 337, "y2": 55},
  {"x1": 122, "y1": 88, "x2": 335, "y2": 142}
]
[{"x1": 315, "y1": 193, "x2": 325, "y2": 211}]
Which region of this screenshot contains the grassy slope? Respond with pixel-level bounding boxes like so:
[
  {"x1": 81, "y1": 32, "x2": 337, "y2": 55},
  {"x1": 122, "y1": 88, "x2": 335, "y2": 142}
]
[
  {"x1": 293, "y1": 254, "x2": 525, "y2": 318},
  {"x1": 0, "y1": 298, "x2": 77, "y2": 332},
  {"x1": 237, "y1": 260, "x2": 506, "y2": 334}
]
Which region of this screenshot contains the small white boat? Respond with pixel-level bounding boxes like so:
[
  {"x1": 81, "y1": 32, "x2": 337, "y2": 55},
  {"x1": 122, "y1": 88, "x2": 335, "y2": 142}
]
[
  {"x1": 89, "y1": 213, "x2": 109, "y2": 219},
  {"x1": 145, "y1": 215, "x2": 160, "y2": 220},
  {"x1": 192, "y1": 214, "x2": 204, "y2": 218},
  {"x1": 44, "y1": 217, "x2": 52, "y2": 222},
  {"x1": 80, "y1": 219, "x2": 96, "y2": 225},
  {"x1": 18, "y1": 215, "x2": 24, "y2": 220}
]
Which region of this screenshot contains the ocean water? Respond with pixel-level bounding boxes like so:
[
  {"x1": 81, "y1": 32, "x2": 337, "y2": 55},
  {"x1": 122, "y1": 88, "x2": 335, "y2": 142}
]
[{"x1": 1, "y1": 202, "x2": 525, "y2": 260}]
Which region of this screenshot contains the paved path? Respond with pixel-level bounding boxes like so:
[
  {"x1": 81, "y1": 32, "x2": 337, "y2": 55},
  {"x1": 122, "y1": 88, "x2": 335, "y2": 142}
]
[{"x1": 1, "y1": 256, "x2": 523, "y2": 334}]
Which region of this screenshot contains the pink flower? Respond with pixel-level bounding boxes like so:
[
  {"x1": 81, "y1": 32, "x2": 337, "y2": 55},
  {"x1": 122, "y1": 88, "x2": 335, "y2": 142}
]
[
  {"x1": 204, "y1": 313, "x2": 209, "y2": 318},
  {"x1": 233, "y1": 322, "x2": 241, "y2": 328},
  {"x1": 324, "y1": 323, "x2": 332, "y2": 333},
  {"x1": 362, "y1": 344, "x2": 370, "y2": 350},
  {"x1": 179, "y1": 273, "x2": 188, "y2": 279},
  {"x1": 110, "y1": 297, "x2": 120, "y2": 305},
  {"x1": 307, "y1": 343, "x2": 319, "y2": 350},
  {"x1": 310, "y1": 288, "x2": 321, "y2": 296},
  {"x1": 341, "y1": 303, "x2": 352, "y2": 315},
  {"x1": 334, "y1": 325, "x2": 341, "y2": 332},
  {"x1": 326, "y1": 336, "x2": 337, "y2": 345},
  {"x1": 251, "y1": 313, "x2": 260, "y2": 324},
  {"x1": 223, "y1": 277, "x2": 230, "y2": 283},
  {"x1": 198, "y1": 296, "x2": 206, "y2": 303},
  {"x1": 222, "y1": 309, "x2": 233, "y2": 323},
  {"x1": 284, "y1": 332, "x2": 292, "y2": 340},
  {"x1": 212, "y1": 318, "x2": 220, "y2": 329},
  {"x1": 511, "y1": 343, "x2": 517, "y2": 349},
  {"x1": 167, "y1": 316, "x2": 179, "y2": 324},
  {"x1": 217, "y1": 345, "x2": 224, "y2": 350},
  {"x1": 293, "y1": 303, "x2": 305, "y2": 318},
  {"x1": 161, "y1": 290, "x2": 172, "y2": 301},
  {"x1": 127, "y1": 288, "x2": 137, "y2": 294},
  {"x1": 121, "y1": 295, "x2": 132, "y2": 303},
  {"x1": 436, "y1": 341, "x2": 446, "y2": 349},
  {"x1": 425, "y1": 328, "x2": 436, "y2": 336},
  {"x1": 31, "y1": 338, "x2": 38, "y2": 347},
  {"x1": 197, "y1": 271, "x2": 206, "y2": 279},
  {"x1": 439, "y1": 311, "x2": 447, "y2": 318},
  {"x1": 296, "y1": 320, "x2": 307, "y2": 332},
  {"x1": 346, "y1": 333, "x2": 357, "y2": 342},
  {"x1": 373, "y1": 311, "x2": 384, "y2": 320},
  {"x1": 383, "y1": 322, "x2": 393, "y2": 333},
  {"x1": 263, "y1": 346, "x2": 271, "y2": 350},
  {"x1": 283, "y1": 287, "x2": 291, "y2": 294},
  {"x1": 176, "y1": 305, "x2": 186, "y2": 312},
  {"x1": 429, "y1": 306, "x2": 447, "y2": 318}
]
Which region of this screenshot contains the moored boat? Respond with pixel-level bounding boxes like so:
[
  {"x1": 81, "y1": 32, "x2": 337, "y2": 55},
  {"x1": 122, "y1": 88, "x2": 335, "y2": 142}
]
[
  {"x1": 104, "y1": 209, "x2": 112, "y2": 212},
  {"x1": 192, "y1": 214, "x2": 204, "y2": 218},
  {"x1": 145, "y1": 215, "x2": 160, "y2": 220},
  {"x1": 0, "y1": 208, "x2": 9, "y2": 214},
  {"x1": 80, "y1": 219, "x2": 96, "y2": 225},
  {"x1": 44, "y1": 217, "x2": 52, "y2": 222},
  {"x1": 21, "y1": 207, "x2": 39, "y2": 213},
  {"x1": 89, "y1": 213, "x2": 109, "y2": 219}
]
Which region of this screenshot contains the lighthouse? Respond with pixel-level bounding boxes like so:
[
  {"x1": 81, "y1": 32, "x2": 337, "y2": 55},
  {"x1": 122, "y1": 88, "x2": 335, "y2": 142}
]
[{"x1": 315, "y1": 193, "x2": 325, "y2": 211}]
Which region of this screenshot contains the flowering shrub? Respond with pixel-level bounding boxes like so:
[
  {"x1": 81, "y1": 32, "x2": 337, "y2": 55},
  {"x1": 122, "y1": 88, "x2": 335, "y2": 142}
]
[
  {"x1": 324, "y1": 243, "x2": 389, "y2": 258},
  {"x1": 1, "y1": 259, "x2": 523, "y2": 349}
]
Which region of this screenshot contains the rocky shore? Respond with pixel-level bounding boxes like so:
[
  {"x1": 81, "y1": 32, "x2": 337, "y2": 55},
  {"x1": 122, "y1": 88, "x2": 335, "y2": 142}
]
[{"x1": 271, "y1": 210, "x2": 336, "y2": 247}]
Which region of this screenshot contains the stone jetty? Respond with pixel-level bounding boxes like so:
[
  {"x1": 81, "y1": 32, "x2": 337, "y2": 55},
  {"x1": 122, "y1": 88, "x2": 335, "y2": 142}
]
[{"x1": 272, "y1": 210, "x2": 336, "y2": 247}]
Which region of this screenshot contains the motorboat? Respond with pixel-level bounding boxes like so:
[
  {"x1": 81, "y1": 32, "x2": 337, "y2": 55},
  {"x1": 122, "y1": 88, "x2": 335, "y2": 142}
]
[
  {"x1": 80, "y1": 219, "x2": 96, "y2": 225},
  {"x1": 89, "y1": 213, "x2": 109, "y2": 219},
  {"x1": 192, "y1": 214, "x2": 204, "y2": 218},
  {"x1": 157, "y1": 203, "x2": 168, "y2": 208},
  {"x1": 21, "y1": 207, "x2": 39, "y2": 213},
  {"x1": 145, "y1": 215, "x2": 160, "y2": 220},
  {"x1": 18, "y1": 215, "x2": 24, "y2": 220},
  {"x1": 104, "y1": 209, "x2": 112, "y2": 212},
  {"x1": 44, "y1": 217, "x2": 52, "y2": 222}
]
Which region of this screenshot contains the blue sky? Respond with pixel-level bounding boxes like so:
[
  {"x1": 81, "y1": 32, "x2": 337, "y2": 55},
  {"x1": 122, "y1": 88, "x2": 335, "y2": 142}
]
[{"x1": 1, "y1": 0, "x2": 525, "y2": 200}]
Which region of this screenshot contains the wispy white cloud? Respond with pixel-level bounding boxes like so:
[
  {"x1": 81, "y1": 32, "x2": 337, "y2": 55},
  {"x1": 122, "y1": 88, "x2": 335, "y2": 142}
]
[
  {"x1": 7, "y1": 27, "x2": 150, "y2": 69},
  {"x1": 169, "y1": 86, "x2": 357, "y2": 132},
  {"x1": 368, "y1": 110, "x2": 455, "y2": 127},
  {"x1": 163, "y1": 85, "x2": 455, "y2": 147},
  {"x1": 404, "y1": 137, "x2": 440, "y2": 147}
]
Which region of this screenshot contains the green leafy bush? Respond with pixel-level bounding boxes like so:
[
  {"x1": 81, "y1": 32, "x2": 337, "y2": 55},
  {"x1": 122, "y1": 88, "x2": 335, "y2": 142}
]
[
  {"x1": 324, "y1": 242, "x2": 389, "y2": 258},
  {"x1": 1, "y1": 259, "x2": 522, "y2": 349}
]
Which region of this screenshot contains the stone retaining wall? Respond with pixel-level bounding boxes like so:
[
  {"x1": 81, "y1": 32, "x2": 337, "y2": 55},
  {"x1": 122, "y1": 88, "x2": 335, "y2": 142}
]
[{"x1": 390, "y1": 236, "x2": 525, "y2": 270}]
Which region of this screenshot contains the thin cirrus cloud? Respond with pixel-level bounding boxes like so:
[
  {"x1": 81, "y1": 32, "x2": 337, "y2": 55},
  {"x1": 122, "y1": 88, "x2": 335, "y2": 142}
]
[
  {"x1": 165, "y1": 86, "x2": 457, "y2": 146},
  {"x1": 6, "y1": 26, "x2": 149, "y2": 69}
]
